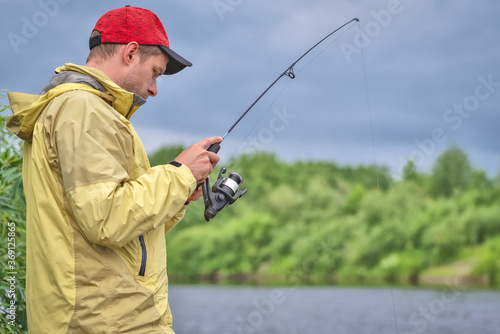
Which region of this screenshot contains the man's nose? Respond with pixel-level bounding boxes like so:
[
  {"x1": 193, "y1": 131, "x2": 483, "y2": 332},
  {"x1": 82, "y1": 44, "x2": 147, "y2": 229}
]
[{"x1": 148, "y1": 80, "x2": 158, "y2": 97}]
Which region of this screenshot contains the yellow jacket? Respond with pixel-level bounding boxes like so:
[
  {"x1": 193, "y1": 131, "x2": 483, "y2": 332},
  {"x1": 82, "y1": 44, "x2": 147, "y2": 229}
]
[{"x1": 7, "y1": 63, "x2": 196, "y2": 333}]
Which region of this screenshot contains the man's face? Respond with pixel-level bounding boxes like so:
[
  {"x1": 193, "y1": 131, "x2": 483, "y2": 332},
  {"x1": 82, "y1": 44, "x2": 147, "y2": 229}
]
[{"x1": 119, "y1": 52, "x2": 168, "y2": 99}]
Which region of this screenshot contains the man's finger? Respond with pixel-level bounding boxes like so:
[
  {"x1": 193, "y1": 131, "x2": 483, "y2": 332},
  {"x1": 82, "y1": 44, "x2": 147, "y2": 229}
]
[
  {"x1": 198, "y1": 136, "x2": 223, "y2": 149},
  {"x1": 208, "y1": 152, "x2": 220, "y2": 166}
]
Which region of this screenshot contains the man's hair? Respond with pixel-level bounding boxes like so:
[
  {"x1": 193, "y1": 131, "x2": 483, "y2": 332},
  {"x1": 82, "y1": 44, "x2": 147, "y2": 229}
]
[{"x1": 87, "y1": 30, "x2": 164, "y2": 63}]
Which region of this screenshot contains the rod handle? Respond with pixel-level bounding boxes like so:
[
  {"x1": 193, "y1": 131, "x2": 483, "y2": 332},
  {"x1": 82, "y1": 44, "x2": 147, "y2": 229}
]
[{"x1": 207, "y1": 142, "x2": 221, "y2": 153}]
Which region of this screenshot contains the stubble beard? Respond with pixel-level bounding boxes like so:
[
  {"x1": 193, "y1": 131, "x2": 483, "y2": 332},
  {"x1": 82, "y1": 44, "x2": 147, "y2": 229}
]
[{"x1": 117, "y1": 71, "x2": 148, "y2": 100}]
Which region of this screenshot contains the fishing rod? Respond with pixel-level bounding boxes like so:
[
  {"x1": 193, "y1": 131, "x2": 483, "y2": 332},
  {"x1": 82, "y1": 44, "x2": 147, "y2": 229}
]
[
  {"x1": 207, "y1": 17, "x2": 359, "y2": 154},
  {"x1": 202, "y1": 18, "x2": 359, "y2": 221}
]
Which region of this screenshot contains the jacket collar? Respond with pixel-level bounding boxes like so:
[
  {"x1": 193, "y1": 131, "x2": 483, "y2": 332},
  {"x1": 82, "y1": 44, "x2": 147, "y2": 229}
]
[{"x1": 53, "y1": 63, "x2": 146, "y2": 119}]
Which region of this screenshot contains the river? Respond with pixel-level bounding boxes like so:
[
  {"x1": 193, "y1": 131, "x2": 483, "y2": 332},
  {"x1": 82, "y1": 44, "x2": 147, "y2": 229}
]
[{"x1": 169, "y1": 285, "x2": 500, "y2": 334}]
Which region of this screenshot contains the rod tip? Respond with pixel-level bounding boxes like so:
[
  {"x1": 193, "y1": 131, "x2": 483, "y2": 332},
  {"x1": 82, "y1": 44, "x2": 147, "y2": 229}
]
[{"x1": 354, "y1": 18, "x2": 360, "y2": 22}]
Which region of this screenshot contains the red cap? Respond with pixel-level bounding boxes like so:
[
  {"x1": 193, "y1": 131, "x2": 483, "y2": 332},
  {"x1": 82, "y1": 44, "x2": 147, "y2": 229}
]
[{"x1": 89, "y1": 6, "x2": 192, "y2": 75}]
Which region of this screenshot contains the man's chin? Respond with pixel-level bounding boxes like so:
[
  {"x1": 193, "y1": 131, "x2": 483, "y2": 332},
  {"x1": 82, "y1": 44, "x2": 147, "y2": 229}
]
[
  {"x1": 133, "y1": 92, "x2": 149, "y2": 100},
  {"x1": 135, "y1": 91, "x2": 149, "y2": 100}
]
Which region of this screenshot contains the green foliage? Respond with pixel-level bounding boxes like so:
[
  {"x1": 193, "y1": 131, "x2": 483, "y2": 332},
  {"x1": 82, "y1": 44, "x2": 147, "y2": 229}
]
[
  {"x1": 0, "y1": 101, "x2": 27, "y2": 333},
  {"x1": 430, "y1": 146, "x2": 472, "y2": 197},
  {"x1": 472, "y1": 236, "x2": 500, "y2": 286},
  {"x1": 162, "y1": 144, "x2": 500, "y2": 287}
]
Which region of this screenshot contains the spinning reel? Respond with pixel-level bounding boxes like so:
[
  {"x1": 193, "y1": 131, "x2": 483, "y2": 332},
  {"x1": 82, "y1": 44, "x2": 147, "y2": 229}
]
[
  {"x1": 201, "y1": 143, "x2": 247, "y2": 222},
  {"x1": 202, "y1": 168, "x2": 247, "y2": 222}
]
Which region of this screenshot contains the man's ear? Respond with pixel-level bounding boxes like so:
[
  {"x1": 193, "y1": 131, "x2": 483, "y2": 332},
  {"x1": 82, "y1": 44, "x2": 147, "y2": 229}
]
[{"x1": 122, "y1": 42, "x2": 140, "y2": 66}]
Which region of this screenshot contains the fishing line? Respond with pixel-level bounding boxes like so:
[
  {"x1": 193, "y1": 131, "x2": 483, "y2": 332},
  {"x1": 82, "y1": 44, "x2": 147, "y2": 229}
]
[
  {"x1": 358, "y1": 43, "x2": 400, "y2": 333},
  {"x1": 354, "y1": 20, "x2": 398, "y2": 333},
  {"x1": 358, "y1": 21, "x2": 381, "y2": 197}
]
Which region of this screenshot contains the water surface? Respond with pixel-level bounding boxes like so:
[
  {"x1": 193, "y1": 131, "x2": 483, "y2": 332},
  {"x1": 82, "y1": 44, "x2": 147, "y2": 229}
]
[{"x1": 169, "y1": 285, "x2": 500, "y2": 334}]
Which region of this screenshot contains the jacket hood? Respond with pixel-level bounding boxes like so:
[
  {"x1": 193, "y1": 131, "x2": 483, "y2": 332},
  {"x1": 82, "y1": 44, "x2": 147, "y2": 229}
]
[{"x1": 6, "y1": 63, "x2": 146, "y2": 141}]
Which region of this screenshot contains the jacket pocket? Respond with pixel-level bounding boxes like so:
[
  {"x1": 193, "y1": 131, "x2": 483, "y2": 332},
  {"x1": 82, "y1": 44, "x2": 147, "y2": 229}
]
[{"x1": 138, "y1": 235, "x2": 147, "y2": 277}]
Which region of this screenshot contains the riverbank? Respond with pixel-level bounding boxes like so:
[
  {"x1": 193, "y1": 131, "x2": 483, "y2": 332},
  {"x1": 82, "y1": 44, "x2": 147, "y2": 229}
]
[
  {"x1": 169, "y1": 272, "x2": 495, "y2": 290},
  {"x1": 169, "y1": 257, "x2": 498, "y2": 289}
]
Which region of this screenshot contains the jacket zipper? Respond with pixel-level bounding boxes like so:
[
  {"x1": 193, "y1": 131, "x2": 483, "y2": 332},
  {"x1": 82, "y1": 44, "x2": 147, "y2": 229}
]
[{"x1": 138, "y1": 235, "x2": 147, "y2": 277}]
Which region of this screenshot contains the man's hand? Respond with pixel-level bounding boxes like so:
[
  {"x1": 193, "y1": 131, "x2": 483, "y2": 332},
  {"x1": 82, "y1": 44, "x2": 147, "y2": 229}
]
[{"x1": 174, "y1": 137, "x2": 222, "y2": 184}]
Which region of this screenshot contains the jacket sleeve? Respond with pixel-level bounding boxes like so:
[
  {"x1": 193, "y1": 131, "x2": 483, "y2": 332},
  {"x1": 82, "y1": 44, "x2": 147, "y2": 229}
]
[
  {"x1": 51, "y1": 91, "x2": 196, "y2": 247},
  {"x1": 165, "y1": 208, "x2": 187, "y2": 235}
]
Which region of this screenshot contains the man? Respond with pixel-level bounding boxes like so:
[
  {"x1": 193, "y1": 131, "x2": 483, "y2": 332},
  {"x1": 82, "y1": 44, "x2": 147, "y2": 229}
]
[{"x1": 7, "y1": 6, "x2": 220, "y2": 333}]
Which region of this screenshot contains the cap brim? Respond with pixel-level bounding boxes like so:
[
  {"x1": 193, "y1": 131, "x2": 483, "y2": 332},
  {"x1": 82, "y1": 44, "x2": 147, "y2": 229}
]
[{"x1": 159, "y1": 46, "x2": 192, "y2": 75}]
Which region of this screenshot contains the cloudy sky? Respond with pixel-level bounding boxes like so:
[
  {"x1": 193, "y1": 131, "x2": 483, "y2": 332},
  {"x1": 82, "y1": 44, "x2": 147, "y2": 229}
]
[{"x1": 1, "y1": 0, "x2": 499, "y2": 178}]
